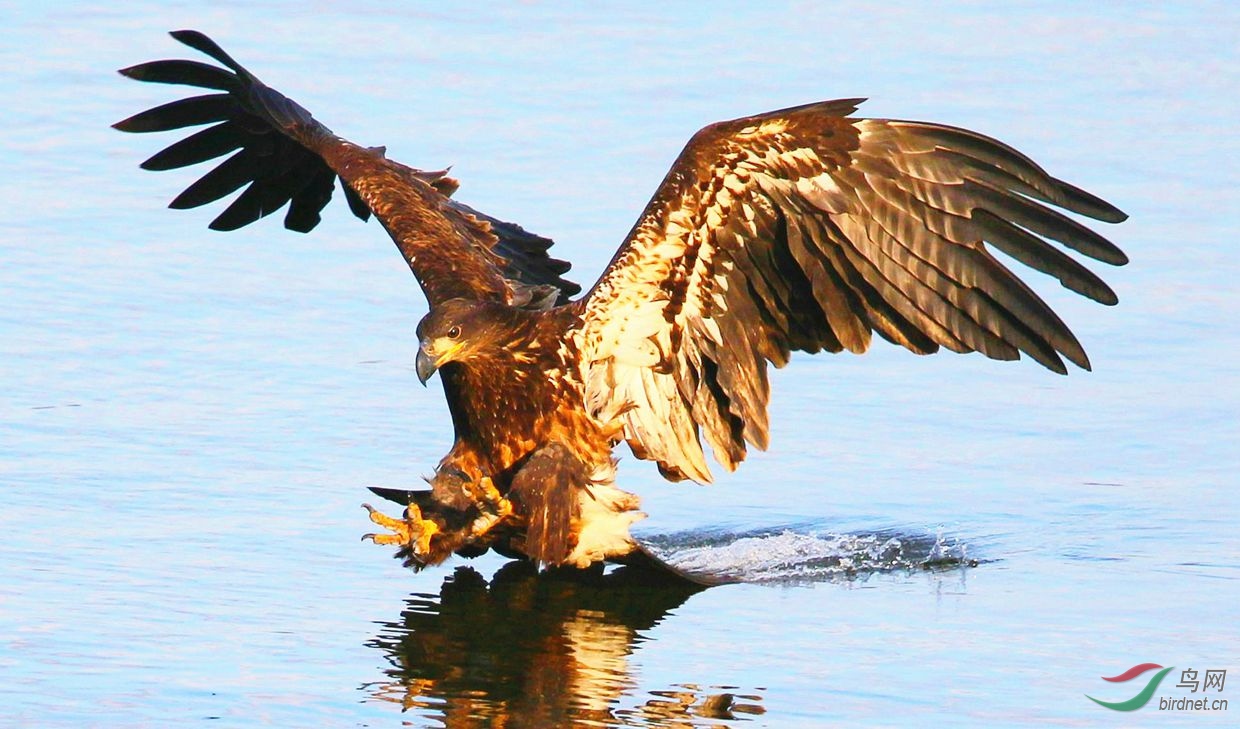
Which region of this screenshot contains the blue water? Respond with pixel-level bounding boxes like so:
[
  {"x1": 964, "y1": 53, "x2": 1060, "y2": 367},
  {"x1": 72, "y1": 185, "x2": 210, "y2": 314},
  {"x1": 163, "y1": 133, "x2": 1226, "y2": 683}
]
[{"x1": 3, "y1": 2, "x2": 1238, "y2": 727}]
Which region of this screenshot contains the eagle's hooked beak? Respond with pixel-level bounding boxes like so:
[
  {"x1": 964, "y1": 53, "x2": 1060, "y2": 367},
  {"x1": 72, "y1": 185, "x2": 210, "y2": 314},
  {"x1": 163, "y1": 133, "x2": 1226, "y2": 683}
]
[
  {"x1": 416, "y1": 337, "x2": 466, "y2": 385},
  {"x1": 415, "y1": 344, "x2": 438, "y2": 386}
]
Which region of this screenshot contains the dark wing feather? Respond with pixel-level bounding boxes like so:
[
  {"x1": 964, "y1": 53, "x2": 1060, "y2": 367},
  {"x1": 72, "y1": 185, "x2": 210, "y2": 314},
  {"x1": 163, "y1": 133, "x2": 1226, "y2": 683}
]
[
  {"x1": 446, "y1": 200, "x2": 581, "y2": 304},
  {"x1": 115, "y1": 30, "x2": 577, "y2": 306},
  {"x1": 576, "y1": 99, "x2": 1127, "y2": 483}
]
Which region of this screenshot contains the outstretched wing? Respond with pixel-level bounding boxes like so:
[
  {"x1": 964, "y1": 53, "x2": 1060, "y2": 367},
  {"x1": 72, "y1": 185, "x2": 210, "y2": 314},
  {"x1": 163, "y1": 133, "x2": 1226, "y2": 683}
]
[
  {"x1": 575, "y1": 99, "x2": 1127, "y2": 483},
  {"x1": 114, "y1": 30, "x2": 578, "y2": 307}
]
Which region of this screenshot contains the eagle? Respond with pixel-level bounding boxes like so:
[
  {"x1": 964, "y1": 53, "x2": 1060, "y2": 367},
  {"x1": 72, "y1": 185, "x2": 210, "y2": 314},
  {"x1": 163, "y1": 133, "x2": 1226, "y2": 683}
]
[{"x1": 115, "y1": 31, "x2": 1127, "y2": 571}]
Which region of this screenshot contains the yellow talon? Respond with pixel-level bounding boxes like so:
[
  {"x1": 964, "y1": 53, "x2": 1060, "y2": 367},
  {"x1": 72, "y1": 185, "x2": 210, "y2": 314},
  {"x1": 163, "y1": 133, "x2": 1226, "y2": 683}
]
[
  {"x1": 478, "y1": 477, "x2": 513, "y2": 515},
  {"x1": 469, "y1": 511, "x2": 502, "y2": 537},
  {"x1": 465, "y1": 476, "x2": 513, "y2": 537},
  {"x1": 363, "y1": 503, "x2": 408, "y2": 533},
  {"x1": 413, "y1": 516, "x2": 439, "y2": 554},
  {"x1": 361, "y1": 475, "x2": 512, "y2": 560},
  {"x1": 362, "y1": 502, "x2": 439, "y2": 555}
]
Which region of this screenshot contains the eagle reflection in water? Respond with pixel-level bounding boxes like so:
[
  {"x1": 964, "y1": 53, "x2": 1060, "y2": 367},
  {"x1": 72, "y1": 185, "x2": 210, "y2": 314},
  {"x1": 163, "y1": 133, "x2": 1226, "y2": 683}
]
[{"x1": 364, "y1": 562, "x2": 765, "y2": 727}]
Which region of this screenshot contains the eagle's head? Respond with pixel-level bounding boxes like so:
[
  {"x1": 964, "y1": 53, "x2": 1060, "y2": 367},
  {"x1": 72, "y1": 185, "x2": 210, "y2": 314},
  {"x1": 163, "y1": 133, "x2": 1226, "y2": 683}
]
[{"x1": 414, "y1": 298, "x2": 512, "y2": 385}]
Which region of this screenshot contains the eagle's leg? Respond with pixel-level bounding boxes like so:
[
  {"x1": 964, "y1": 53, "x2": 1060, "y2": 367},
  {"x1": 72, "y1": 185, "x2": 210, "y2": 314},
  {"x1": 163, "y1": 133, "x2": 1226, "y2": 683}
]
[
  {"x1": 507, "y1": 443, "x2": 587, "y2": 566},
  {"x1": 362, "y1": 502, "x2": 440, "y2": 555}
]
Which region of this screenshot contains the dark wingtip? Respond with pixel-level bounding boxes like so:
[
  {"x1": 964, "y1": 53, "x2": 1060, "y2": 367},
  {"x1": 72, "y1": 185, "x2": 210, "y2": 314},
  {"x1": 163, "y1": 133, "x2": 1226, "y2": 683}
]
[
  {"x1": 283, "y1": 216, "x2": 319, "y2": 234},
  {"x1": 208, "y1": 215, "x2": 248, "y2": 232},
  {"x1": 111, "y1": 113, "x2": 149, "y2": 133},
  {"x1": 1052, "y1": 176, "x2": 1130, "y2": 224},
  {"x1": 1063, "y1": 348, "x2": 1091, "y2": 373},
  {"x1": 169, "y1": 29, "x2": 246, "y2": 74},
  {"x1": 1095, "y1": 288, "x2": 1120, "y2": 307},
  {"x1": 167, "y1": 194, "x2": 202, "y2": 210}
]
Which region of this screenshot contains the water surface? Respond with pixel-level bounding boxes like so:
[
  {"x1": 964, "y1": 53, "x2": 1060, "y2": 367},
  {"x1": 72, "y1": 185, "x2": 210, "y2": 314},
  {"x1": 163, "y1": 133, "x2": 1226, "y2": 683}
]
[{"x1": 3, "y1": 2, "x2": 1238, "y2": 727}]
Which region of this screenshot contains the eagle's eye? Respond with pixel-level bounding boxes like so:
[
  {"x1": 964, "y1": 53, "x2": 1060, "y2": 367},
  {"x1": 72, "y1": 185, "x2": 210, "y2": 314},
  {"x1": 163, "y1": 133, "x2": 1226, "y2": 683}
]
[{"x1": 447, "y1": 325, "x2": 461, "y2": 339}]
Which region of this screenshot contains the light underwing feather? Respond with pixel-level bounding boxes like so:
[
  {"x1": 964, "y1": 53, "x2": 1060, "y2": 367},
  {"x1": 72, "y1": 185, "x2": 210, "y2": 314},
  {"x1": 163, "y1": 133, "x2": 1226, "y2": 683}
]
[{"x1": 577, "y1": 99, "x2": 1126, "y2": 483}]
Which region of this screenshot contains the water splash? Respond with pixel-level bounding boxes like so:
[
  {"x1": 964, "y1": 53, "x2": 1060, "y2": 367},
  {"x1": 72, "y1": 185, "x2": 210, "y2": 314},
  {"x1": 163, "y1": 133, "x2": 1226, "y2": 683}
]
[{"x1": 639, "y1": 527, "x2": 977, "y2": 584}]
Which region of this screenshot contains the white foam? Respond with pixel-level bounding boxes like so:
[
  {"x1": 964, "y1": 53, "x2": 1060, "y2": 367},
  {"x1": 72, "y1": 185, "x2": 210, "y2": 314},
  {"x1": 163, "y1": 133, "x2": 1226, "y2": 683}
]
[{"x1": 646, "y1": 528, "x2": 972, "y2": 584}]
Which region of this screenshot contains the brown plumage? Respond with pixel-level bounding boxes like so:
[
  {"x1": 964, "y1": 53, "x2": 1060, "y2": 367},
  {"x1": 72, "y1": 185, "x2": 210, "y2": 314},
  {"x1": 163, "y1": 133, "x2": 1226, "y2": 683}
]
[{"x1": 115, "y1": 31, "x2": 1128, "y2": 569}]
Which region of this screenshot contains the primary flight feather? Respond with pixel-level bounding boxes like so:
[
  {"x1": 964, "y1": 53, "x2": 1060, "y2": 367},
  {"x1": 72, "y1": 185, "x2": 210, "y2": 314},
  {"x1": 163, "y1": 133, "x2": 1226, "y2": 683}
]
[{"x1": 115, "y1": 31, "x2": 1127, "y2": 569}]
